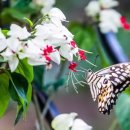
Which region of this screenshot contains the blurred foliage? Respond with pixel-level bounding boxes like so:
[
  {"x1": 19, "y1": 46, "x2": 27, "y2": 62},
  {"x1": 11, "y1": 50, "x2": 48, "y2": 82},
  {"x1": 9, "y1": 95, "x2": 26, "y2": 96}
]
[
  {"x1": 0, "y1": 0, "x2": 41, "y2": 27},
  {"x1": 0, "y1": 0, "x2": 130, "y2": 129},
  {"x1": 115, "y1": 93, "x2": 130, "y2": 130},
  {"x1": 0, "y1": 73, "x2": 10, "y2": 117}
]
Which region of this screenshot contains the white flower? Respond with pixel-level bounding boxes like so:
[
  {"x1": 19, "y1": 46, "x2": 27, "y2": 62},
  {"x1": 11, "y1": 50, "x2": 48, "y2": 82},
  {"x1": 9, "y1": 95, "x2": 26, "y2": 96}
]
[
  {"x1": 99, "y1": 9, "x2": 121, "y2": 33},
  {"x1": 35, "y1": 23, "x2": 73, "y2": 46},
  {"x1": 72, "y1": 119, "x2": 92, "y2": 130},
  {"x1": 99, "y1": 0, "x2": 119, "y2": 9},
  {"x1": 20, "y1": 40, "x2": 46, "y2": 66},
  {"x1": 51, "y1": 113, "x2": 92, "y2": 130},
  {"x1": 59, "y1": 44, "x2": 78, "y2": 61},
  {"x1": 48, "y1": 8, "x2": 66, "y2": 26},
  {"x1": 40, "y1": 0, "x2": 55, "y2": 14},
  {"x1": 8, "y1": 24, "x2": 31, "y2": 40},
  {"x1": 0, "y1": 29, "x2": 7, "y2": 52},
  {"x1": 85, "y1": 1, "x2": 100, "y2": 17},
  {"x1": 1, "y1": 37, "x2": 22, "y2": 72},
  {"x1": 33, "y1": 0, "x2": 55, "y2": 7},
  {"x1": 23, "y1": 40, "x2": 61, "y2": 65}
]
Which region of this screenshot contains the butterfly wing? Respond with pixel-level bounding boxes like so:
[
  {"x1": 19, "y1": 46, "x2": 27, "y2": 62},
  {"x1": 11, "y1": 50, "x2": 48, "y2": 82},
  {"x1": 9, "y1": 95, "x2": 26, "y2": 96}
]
[{"x1": 95, "y1": 62, "x2": 130, "y2": 114}]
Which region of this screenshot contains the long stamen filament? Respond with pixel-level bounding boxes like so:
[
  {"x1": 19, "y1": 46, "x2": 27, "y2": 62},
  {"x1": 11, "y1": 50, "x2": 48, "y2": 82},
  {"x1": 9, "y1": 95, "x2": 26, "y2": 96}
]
[
  {"x1": 72, "y1": 72, "x2": 84, "y2": 87},
  {"x1": 85, "y1": 60, "x2": 97, "y2": 67},
  {"x1": 71, "y1": 72, "x2": 78, "y2": 93}
]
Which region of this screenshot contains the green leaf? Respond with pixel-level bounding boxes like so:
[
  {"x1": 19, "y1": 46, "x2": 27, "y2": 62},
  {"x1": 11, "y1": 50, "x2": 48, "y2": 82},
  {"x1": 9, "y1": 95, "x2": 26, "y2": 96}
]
[
  {"x1": 1, "y1": 8, "x2": 27, "y2": 22},
  {"x1": 8, "y1": 72, "x2": 29, "y2": 124},
  {"x1": 9, "y1": 73, "x2": 28, "y2": 106},
  {"x1": 0, "y1": 73, "x2": 10, "y2": 117},
  {"x1": 13, "y1": 0, "x2": 32, "y2": 10},
  {"x1": 14, "y1": 105, "x2": 23, "y2": 125},
  {"x1": 115, "y1": 93, "x2": 130, "y2": 130},
  {"x1": 12, "y1": 0, "x2": 40, "y2": 15},
  {"x1": 16, "y1": 59, "x2": 33, "y2": 109},
  {"x1": 16, "y1": 58, "x2": 34, "y2": 83},
  {"x1": 26, "y1": 83, "x2": 32, "y2": 104}
]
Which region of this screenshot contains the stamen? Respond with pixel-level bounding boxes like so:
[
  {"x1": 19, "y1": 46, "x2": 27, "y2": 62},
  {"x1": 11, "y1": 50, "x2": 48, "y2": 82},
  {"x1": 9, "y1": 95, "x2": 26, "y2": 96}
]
[
  {"x1": 77, "y1": 69, "x2": 86, "y2": 73},
  {"x1": 66, "y1": 72, "x2": 71, "y2": 86},
  {"x1": 79, "y1": 49, "x2": 93, "y2": 54},
  {"x1": 71, "y1": 72, "x2": 78, "y2": 93},
  {"x1": 72, "y1": 72, "x2": 84, "y2": 87},
  {"x1": 85, "y1": 60, "x2": 97, "y2": 67}
]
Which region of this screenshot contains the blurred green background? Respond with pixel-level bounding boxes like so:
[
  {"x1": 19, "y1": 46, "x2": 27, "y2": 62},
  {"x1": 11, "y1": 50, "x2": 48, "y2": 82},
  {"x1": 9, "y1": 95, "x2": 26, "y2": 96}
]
[{"x1": 0, "y1": 0, "x2": 130, "y2": 130}]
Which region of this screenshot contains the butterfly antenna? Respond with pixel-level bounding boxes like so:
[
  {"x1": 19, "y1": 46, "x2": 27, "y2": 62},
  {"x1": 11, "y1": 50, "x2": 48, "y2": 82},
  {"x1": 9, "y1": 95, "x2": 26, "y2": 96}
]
[{"x1": 92, "y1": 55, "x2": 99, "y2": 69}]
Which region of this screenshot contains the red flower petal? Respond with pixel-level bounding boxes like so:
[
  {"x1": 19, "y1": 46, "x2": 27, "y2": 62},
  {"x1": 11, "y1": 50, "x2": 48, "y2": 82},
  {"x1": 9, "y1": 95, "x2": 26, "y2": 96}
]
[
  {"x1": 78, "y1": 50, "x2": 86, "y2": 60},
  {"x1": 70, "y1": 41, "x2": 77, "y2": 48},
  {"x1": 123, "y1": 23, "x2": 130, "y2": 30},
  {"x1": 68, "y1": 62, "x2": 77, "y2": 72},
  {"x1": 120, "y1": 16, "x2": 130, "y2": 30},
  {"x1": 120, "y1": 16, "x2": 127, "y2": 24},
  {"x1": 43, "y1": 45, "x2": 54, "y2": 55},
  {"x1": 45, "y1": 56, "x2": 51, "y2": 62}
]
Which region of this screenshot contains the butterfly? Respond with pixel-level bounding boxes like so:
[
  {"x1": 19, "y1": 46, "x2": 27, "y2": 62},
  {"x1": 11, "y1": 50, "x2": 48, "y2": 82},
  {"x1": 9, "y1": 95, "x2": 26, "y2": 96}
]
[{"x1": 86, "y1": 62, "x2": 130, "y2": 114}]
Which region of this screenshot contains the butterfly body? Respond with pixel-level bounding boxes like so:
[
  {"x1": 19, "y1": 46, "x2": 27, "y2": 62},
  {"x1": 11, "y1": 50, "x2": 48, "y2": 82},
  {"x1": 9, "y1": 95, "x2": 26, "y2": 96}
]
[{"x1": 86, "y1": 62, "x2": 130, "y2": 114}]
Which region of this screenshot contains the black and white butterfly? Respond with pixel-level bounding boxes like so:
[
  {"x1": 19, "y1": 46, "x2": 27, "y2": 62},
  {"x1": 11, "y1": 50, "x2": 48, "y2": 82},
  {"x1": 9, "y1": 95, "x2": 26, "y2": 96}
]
[{"x1": 86, "y1": 62, "x2": 130, "y2": 114}]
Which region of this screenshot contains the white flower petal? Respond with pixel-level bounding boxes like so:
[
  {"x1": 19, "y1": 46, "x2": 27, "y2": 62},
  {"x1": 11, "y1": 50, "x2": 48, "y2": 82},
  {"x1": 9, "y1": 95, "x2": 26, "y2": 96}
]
[
  {"x1": 18, "y1": 52, "x2": 28, "y2": 59},
  {"x1": 72, "y1": 119, "x2": 92, "y2": 130},
  {"x1": 59, "y1": 44, "x2": 78, "y2": 61},
  {"x1": 8, "y1": 24, "x2": 30, "y2": 40},
  {"x1": 24, "y1": 40, "x2": 42, "y2": 56},
  {"x1": 50, "y1": 50, "x2": 60, "y2": 64},
  {"x1": 35, "y1": 23, "x2": 73, "y2": 46},
  {"x1": 99, "y1": 0, "x2": 119, "y2": 8},
  {"x1": 28, "y1": 58, "x2": 46, "y2": 66},
  {"x1": 85, "y1": 1, "x2": 100, "y2": 17},
  {"x1": 0, "y1": 29, "x2": 7, "y2": 52},
  {"x1": 99, "y1": 9, "x2": 121, "y2": 33},
  {"x1": 49, "y1": 7, "x2": 66, "y2": 25},
  {"x1": 99, "y1": 21, "x2": 118, "y2": 33},
  {"x1": 8, "y1": 56, "x2": 19, "y2": 72},
  {"x1": 1, "y1": 48, "x2": 11, "y2": 57},
  {"x1": 59, "y1": 44, "x2": 73, "y2": 61},
  {"x1": 6, "y1": 37, "x2": 21, "y2": 52},
  {"x1": 51, "y1": 113, "x2": 77, "y2": 130},
  {"x1": 0, "y1": 39, "x2": 7, "y2": 52}
]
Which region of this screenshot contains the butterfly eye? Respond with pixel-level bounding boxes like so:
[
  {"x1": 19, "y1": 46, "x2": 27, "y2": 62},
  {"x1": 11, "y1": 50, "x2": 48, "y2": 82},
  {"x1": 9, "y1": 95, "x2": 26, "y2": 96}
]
[
  {"x1": 103, "y1": 79, "x2": 108, "y2": 84},
  {"x1": 88, "y1": 69, "x2": 92, "y2": 72}
]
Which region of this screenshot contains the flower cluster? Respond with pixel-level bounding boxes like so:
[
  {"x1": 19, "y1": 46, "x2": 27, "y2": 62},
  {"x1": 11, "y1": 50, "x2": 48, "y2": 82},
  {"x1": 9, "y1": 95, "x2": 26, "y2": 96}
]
[
  {"x1": 51, "y1": 113, "x2": 92, "y2": 130},
  {"x1": 85, "y1": 0, "x2": 130, "y2": 33},
  {"x1": 0, "y1": 8, "x2": 87, "y2": 72}
]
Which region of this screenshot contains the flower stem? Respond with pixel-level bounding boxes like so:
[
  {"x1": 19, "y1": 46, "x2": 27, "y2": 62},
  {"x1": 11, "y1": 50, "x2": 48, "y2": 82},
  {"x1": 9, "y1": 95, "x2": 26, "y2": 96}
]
[
  {"x1": 109, "y1": 119, "x2": 118, "y2": 130},
  {"x1": 33, "y1": 90, "x2": 46, "y2": 130},
  {"x1": 42, "y1": 93, "x2": 54, "y2": 119}
]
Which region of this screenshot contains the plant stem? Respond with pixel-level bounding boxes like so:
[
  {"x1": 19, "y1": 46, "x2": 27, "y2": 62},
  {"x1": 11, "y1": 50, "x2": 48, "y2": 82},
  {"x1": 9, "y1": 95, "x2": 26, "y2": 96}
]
[
  {"x1": 42, "y1": 93, "x2": 54, "y2": 119},
  {"x1": 33, "y1": 91, "x2": 45, "y2": 130},
  {"x1": 109, "y1": 119, "x2": 118, "y2": 130}
]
